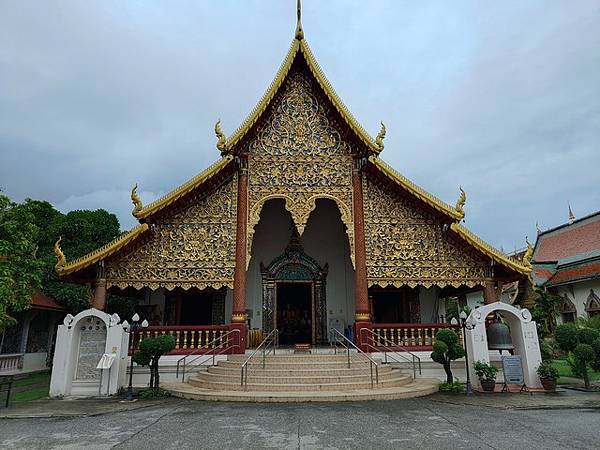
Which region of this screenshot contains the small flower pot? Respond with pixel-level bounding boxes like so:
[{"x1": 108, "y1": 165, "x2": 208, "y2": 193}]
[
  {"x1": 540, "y1": 378, "x2": 557, "y2": 392},
  {"x1": 480, "y1": 379, "x2": 496, "y2": 392}
]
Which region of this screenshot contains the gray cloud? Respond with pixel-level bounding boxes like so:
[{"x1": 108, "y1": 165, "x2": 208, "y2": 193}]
[{"x1": 1, "y1": 0, "x2": 598, "y2": 249}]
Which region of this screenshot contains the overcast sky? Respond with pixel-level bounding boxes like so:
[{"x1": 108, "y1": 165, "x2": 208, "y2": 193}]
[{"x1": 1, "y1": 0, "x2": 599, "y2": 252}]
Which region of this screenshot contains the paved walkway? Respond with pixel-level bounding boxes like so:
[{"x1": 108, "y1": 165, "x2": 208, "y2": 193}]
[{"x1": 0, "y1": 391, "x2": 599, "y2": 449}]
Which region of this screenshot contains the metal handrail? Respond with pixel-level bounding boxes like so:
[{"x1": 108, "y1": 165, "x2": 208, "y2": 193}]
[
  {"x1": 360, "y1": 328, "x2": 422, "y2": 379},
  {"x1": 329, "y1": 328, "x2": 379, "y2": 388},
  {"x1": 240, "y1": 328, "x2": 278, "y2": 389},
  {"x1": 176, "y1": 329, "x2": 240, "y2": 382}
]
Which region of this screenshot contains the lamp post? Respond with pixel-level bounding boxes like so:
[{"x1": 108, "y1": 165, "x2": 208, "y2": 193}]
[
  {"x1": 458, "y1": 310, "x2": 475, "y2": 396},
  {"x1": 124, "y1": 313, "x2": 149, "y2": 401}
]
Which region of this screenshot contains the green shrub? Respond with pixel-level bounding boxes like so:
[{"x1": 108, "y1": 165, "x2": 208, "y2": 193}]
[
  {"x1": 536, "y1": 361, "x2": 559, "y2": 381},
  {"x1": 473, "y1": 361, "x2": 498, "y2": 381},
  {"x1": 133, "y1": 334, "x2": 176, "y2": 390},
  {"x1": 554, "y1": 323, "x2": 579, "y2": 352},
  {"x1": 138, "y1": 387, "x2": 171, "y2": 399},
  {"x1": 430, "y1": 329, "x2": 465, "y2": 384},
  {"x1": 539, "y1": 340, "x2": 554, "y2": 362},
  {"x1": 578, "y1": 328, "x2": 600, "y2": 345},
  {"x1": 438, "y1": 381, "x2": 464, "y2": 393}
]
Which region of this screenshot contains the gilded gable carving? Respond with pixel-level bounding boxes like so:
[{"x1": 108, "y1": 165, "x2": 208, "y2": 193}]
[
  {"x1": 364, "y1": 174, "x2": 490, "y2": 288},
  {"x1": 247, "y1": 70, "x2": 355, "y2": 266},
  {"x1": 105, "y1": 176, "x2": 237, "y2": 290}
]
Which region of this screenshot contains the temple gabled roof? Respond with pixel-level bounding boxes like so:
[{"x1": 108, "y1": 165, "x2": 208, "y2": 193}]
[{"x1": 219, "y1": 36, "x2": 384, "y2": 155}]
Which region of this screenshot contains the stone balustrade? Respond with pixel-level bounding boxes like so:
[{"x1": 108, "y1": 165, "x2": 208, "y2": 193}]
[
  {"x1": 131, "y1": 325, "x2": 231, "y2": 355},
  {"x1": 370, "y1": 323, "x2": 462, "y2": 350}
]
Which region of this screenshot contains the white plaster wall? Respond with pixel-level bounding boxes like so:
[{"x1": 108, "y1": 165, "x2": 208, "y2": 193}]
[
  {"x1": 555, "y1": 279, "x2": 600, "y2": 319},
  {"x1": 245, "y1": 199, "x2": 355, "y2": 334},
  {"x1": 419, "y1": 287, "x2": 440, "y2": 323},
  {"x1": 22, "y1": 352, "x2": 47, "y2": 372}
]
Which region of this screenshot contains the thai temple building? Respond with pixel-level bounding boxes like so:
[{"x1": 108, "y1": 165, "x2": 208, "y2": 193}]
[{"x1": 54, "y1": 2, "x2": 532, "y2": 357}]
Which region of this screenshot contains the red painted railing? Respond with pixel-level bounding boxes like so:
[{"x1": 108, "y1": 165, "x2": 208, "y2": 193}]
[
  {"x1": 369, "y1": 323, "x2": 462, "y2": 351},
  {"x1": 131, "y1": 325, "x2": 231, "y2": 355}
]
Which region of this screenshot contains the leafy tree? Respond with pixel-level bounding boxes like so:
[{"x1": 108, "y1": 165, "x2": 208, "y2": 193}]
[
  {"x1": 431, "y1": 329, "x2": 465, "y2": 384},
  {"x1": 133, "y1": 335, "x2": 176, "y2": 391},
  {"x1": 531, "y1": 289, "x2": 561, "y2": 338},
  {"x1": 0, "y1": 195, "x2": 44, "y2": 330},
  {"x1": 555, "y1": 323, "x2": 600, "y2": 389}
]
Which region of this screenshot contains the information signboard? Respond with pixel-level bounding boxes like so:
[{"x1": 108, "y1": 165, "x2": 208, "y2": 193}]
[{"x1": 501, "y1": 355, "x2": 524, "y2": 385}]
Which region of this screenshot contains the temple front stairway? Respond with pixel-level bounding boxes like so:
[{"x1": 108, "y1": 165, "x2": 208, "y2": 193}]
[{"x1": 163, "y1": 351, "x2": 439, "y2": 402}]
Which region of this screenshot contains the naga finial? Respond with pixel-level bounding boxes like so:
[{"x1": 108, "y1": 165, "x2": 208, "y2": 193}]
[
  {"x1": 215, "y1": 120, "x2": 227, "y2": 153},
  {"x1": 455, "y1": 186, "x2": 466, "y2": 219},
  {"x1": 131, "y1": 183, "x2": 143, "y2": 217},
  {"x1": 375, "y1": 121, "x2": 386, "y2": 150},
  {"x1": 295, "y1": 0, "x2": 304, "y2": 40},
  {"x1": 522, "y1": 237, "x2": 534, "y2": 268},
  {"x1": 54, "y1": 236, "x2": 66, "y2": 270}
]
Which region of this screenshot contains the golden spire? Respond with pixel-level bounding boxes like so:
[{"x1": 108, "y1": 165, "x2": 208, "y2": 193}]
[
  {"x1": 215, "y1": 120, "x2": 227, "y2": 153},
  {"x1": 454, "y1": 186, "x2": 466, "y2": 219},
  {"x1": 375, "y1": 121, "x2": 386, "y2": 150},
  {"x1": 131, "y1": 184, "x2": 143, "y2": 218},
  {"x1": 568, "y1": 203, "x2": 575, "y2": 222},
  {"x1": 295, "y1": 0, "x2": 304, "y2": 40},
  {"x1": 522, "y1": 237, "x2": 534, "y2": 268},
  {"x1": 54, "y1": 236, "x2": 66, "y2": 270}
]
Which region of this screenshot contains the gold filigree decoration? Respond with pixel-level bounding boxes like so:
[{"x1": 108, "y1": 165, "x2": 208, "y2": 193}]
[
  {"x1": 522, "y1": 238, "x2": 534, "y2": 269},
  {"x1": 215, "y1": 120, "x2": 227, "y2": 153},
  {"x1": 246, "y1": 70, "x2": 355, "y2": 267},
  {"x1": 455, "y1": 186, "x2": 466, "y2": 219},
  {"x1": 54, "y1": 236, "x2": 66, "y2": 270},
  {"x1": 131, "y1": 184, "x2": 143, "y2": 218},
  {"x1": 363, "y1": 174, "x2": 491, "y2": 289},
  {"x1": 104, "y1": 175, "x2": 238, "y2": 291},
  {"x1": 375, "y1": 121, "x2": 386, "y2": 151}
]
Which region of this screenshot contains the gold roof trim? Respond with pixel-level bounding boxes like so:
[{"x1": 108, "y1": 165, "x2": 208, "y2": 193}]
[
  {"x1": 224, "y1": 38, "x2": 382, "y2": 153},
  {"x1": 135, "y1": 155, "x2": 233, "y2": 219},
  {"x1": 450, "y1": 222, "x2": 531, "y2": 275},
  {"x1": 369, "y1": 156, "x2": 463, "y2": 220},
  {"x1": 56, "y1": 224, "x2": 150, "y2": 276}
]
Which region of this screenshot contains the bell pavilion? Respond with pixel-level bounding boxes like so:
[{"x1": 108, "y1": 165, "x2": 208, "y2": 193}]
[{"x1": 54, "y1": 3, "x2": 532, "y2": 355}]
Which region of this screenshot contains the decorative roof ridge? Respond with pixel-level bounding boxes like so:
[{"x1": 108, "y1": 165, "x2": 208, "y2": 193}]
[
  {"x1": 298, "y1": 40, "x2": 381, "y2": 152},
  {"x1": 450, "y1": 222, "x2": 531, "y2": 275},
  {"x1": 223, "y1": 38, "x2": 381, "y2": 153},
  {"x1": 135, "y1": 155, "x2": 233, "y2": 219},
  {"x1": 369, "y1": 156, "x2": 463, "y2": 220},
  {"x1": 537, "y1": 210, "x2": 600, "y2": 237},
  {"x1": 57, "y1": 223, "x2": 150, "y2": 276}
]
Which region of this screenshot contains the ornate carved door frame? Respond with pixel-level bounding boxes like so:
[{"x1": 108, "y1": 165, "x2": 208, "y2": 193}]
[{"x1": 260, "y1": 231, "x2": 328, "y2": 344}]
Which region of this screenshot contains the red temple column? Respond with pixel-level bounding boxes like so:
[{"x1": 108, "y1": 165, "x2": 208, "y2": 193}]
[
  {"x1": 92, "y1": 278, "x2": 107, "y2": 310},
  {"x1": 352, "y1": 158, "x2": 372, "y2": 350},
  {"x1": 483, "y1": 280, "x2": 497, "y2": 305},
  {"x1": 230, "y1": 158, "x2": 248, "y2": 353}
]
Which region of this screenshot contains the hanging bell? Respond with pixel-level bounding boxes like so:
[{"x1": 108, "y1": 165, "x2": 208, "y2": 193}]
[{"x1": 486, "y1": 321, "x2": 514, "y2": 351}]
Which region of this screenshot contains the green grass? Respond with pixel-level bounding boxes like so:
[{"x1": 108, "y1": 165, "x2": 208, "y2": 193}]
[
  {"x1": 12, "y1": 370, "x2": 51, "y2": 388},
  {"x1": 10, "y1": 386, "x2": 49, "y2": 402},
  {"x1": 552, "y1": 359, "x2": 600, "y2": 383}
]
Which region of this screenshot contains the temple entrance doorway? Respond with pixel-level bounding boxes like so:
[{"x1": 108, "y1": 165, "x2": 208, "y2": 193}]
[{"x1": 276, "y1": 282, "x2": 313, "y2": 345}]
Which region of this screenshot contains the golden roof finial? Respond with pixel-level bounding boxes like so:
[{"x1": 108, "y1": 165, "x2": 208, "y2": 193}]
[
  {"x1": 131, "y1": 184, "x2": 143, "y2": 218},
  {"x1": 375, "y1": 121, "x2": 386, "y2": 150},
  {"x1": 295, "y1": 0, "x2": 304, "y2": 40},
  {"x1": 522, "y1": 237, "x2": 534, "y2": 268},
  {"x1": 215, "y1": 120, "x2": 227, "y2": 153},
  {"x1": 54, "y1": 236, "x2": 66, "y2": 270},
  {"x1": 455, "y1": 186, "x2": 466, "y2": 219}
]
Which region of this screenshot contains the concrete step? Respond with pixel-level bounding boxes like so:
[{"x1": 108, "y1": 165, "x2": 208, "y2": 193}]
[
  {"x1": 163, "y1": 378, "x2": 439, "y2": 402},
  {"x1": 196, "y1": 370, "x2": 401, "y2": 384},
  {"x1": 225, "y1": 353, "x2": 365, "y2": 363},
  {"x1": 215, "y1": 360, "x2": 379, "y2": 370},
  {"x1": 206, "y1": 364, "x2": 395, "y2": 377},
  {"x1": 187, "y1": 373, "x2": 411, "y2": 392}
]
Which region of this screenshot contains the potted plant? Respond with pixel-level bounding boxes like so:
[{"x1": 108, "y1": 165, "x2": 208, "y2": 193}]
[
  {"x1": 474, "y1": 360, "x2": 498, "y2": 392},
  {"x1": 536, "y1": 361, "x2": 559, "y2": 392}
]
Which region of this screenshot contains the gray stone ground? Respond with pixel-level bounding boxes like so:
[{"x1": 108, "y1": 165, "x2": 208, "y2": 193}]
[{"x1": 1, "y1": 394, "x2": 599, "y2": 449}]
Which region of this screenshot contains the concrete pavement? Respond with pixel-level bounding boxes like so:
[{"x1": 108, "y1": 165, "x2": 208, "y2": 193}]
[{"x1": 0, "y1": 392, "x2": 599, "y2": 449}]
